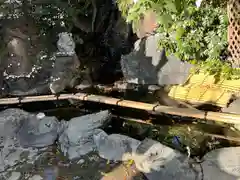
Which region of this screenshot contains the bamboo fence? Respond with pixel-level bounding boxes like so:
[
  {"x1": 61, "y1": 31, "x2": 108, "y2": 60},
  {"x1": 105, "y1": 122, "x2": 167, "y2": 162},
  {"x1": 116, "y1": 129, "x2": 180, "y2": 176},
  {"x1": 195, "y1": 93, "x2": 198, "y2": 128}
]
[{"x1": 1, "y1": 92, "x2": 240, "y2": 125}]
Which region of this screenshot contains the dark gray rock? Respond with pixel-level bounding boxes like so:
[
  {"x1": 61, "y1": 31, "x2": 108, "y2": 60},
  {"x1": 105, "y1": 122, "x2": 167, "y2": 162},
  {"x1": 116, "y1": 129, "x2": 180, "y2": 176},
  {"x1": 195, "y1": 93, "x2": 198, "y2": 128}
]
[
  {"x1": 121, "y1": 34, "x2": 193, "y2": 85},
  {"x1": 201, "y1": 147, "x2": 240, "y2": 180},
  {"x1": 93, "y1": 129, "x2": 141, "y2": 161},
  {"x1": 58, "y1": 110, "x2": 111, "y2": 160},
  {"x1": 0, "y1": 3, "x2": 81, "y2": 96},
  {"x1": 0, "y1": 108, "x2": 58, "y2": 171},
  {"x1": 132, "y1": 139, "x2": 202, "y2": 180},
  {"x1": 18, "y1": 116, "x2": 60, "y2": 148},
  {"x1": 222, "y1": 98, "x2": 240, "y2": 131}
]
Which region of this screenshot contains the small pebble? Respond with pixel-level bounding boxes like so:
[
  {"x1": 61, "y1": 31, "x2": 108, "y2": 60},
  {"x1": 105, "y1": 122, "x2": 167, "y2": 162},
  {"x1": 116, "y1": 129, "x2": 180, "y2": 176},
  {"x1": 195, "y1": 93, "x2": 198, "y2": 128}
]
[
  {"x1": 36, "y1": 113, "x2": 45, "y2": 119},
  {"x1": 73, "y1": 176, "x2": 81, "y2": 180}
]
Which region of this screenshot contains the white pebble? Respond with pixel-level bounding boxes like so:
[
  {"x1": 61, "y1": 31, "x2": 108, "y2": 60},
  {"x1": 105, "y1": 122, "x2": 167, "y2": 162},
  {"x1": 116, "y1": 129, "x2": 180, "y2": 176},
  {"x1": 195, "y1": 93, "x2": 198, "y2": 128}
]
[{"x1": 36, "y1": 113, "x2": 45, "y2": 119}]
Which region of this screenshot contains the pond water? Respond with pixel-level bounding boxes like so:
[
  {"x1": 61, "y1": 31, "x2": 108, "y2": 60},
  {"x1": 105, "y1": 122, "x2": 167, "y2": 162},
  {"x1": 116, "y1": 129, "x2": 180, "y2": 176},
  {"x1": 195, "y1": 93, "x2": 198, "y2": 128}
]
[{"x1": 0, "y1": 86, "x2": 240, "y2": 179}]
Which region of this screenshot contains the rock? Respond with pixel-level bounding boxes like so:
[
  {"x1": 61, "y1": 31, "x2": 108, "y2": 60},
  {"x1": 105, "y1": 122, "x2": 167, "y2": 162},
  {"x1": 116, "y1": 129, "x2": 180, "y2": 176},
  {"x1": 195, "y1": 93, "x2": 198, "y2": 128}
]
[
  {"x1": 93, "y1": 129, "x2": 141, "y2": 161},
  {"x1": 49, "y1": 32, "x2": 80, "y2": 94},
  {"x1": 222, "y1": 98, "x2": 240, "y2": 114},
  {"x1": 201, "y1": 147, "x2": 240, "y2": 180},
  {"x1": 0, "y1": 108, "x2": 60, "y2": 148},
  {"x1": 28, "y1": 175, "x2": 43, "y2": 180},
  {"x1": 222, "y1": 98, "x2": 240, "y2": 131},
  {"x1": 1, "y1": 16, "x2": 36, "y2": 77},
  {"x1": 58, "y1": 110, "x2": 111, "y2": 160},
  {"x1": 49, "y1": 32, "x2": 80, "y2": 93},
  {"x1": 132, "y1": 139, "x2": 202, "y2": 180},
  {"x1": 72, "y1": 0, "x2": 135, "y2": 85},
  {"x1": 49, "y1": 54, "x2": 80, "y2": 94},
  {"x1": 0, "y1": 108, "x2": 30, "y2": 137},
  {"x1": 8, "y1": 172, "x2": 21, "y2": 180},
  {"x1": 0, "y1": 108, "x2": 59, "y2": 171},
  {"x1": 0, "y1": 7, "x2": 81, "y2": 96},
  {"x1": 57, "y1": 32, "x2": 76, "y2": 56},
  {"x1": 0, "y1": 16, "x2": 50, "y2": 96},
  {"x1": 18, "y1": 116, "x2": 60, "y2": 148},
  {"x1": 36, "y1": 113, "x2": 45, "y2": 120},
  {"x1": 121, "y1": 34, "x2": 193, "y2": 85}
]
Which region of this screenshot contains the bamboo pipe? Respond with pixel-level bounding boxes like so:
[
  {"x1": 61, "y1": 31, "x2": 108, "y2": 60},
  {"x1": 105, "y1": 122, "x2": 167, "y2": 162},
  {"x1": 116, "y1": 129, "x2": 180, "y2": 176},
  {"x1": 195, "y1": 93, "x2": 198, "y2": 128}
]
[
  {"x1": 73, "y1": 93, "x2": 240, "y2": 124},
  {"x1": 0, "y1": 94, "x2": 72, "y2": 104},
  {"x1": 0, "y1": 93, "x2": 240, "y2": 124}
]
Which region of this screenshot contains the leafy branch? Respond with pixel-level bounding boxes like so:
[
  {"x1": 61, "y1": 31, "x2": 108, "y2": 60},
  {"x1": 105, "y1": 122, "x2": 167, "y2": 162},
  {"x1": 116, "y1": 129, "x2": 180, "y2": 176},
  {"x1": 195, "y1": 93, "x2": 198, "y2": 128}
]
[{"x1": 117, "y1": 0, "x2": 240, "y2": 79}]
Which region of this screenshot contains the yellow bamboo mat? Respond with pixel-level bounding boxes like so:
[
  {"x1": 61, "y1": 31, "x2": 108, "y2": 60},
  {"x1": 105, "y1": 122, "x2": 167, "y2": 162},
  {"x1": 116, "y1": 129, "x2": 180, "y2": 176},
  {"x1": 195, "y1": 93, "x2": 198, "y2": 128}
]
[
  {"x1": 184, "y1": 73, "x2": 240, "y2": 93},
  {"x1": 168, "y1": 72, "x2": 240, "y2": 107}
]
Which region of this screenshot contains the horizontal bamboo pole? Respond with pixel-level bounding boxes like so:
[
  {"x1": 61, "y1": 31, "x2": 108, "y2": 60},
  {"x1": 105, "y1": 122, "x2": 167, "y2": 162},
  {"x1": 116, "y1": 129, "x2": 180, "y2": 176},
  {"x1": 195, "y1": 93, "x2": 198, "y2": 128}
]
[
  {"x1": 0, "y1": 94, "x2": 72, "y2": 105},
  {"x1": 0, "y1": 93, "x2": 240, "y2": 124}
]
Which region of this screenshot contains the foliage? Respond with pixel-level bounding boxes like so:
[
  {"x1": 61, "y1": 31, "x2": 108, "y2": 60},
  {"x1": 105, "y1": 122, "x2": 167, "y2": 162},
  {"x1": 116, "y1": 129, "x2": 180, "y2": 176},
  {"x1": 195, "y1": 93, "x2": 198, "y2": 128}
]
[
  {"x1": 198, "y1": 60, "x2": 240, "y2": 80},
  {"x1": 117, "y1": 0, "x2": 240, "y2": 79},
  {"x1": 159, "y1": 7, "x2": 228, "y2": 61},
  {"x1": 0, "y1": 0, "x2": 91, "y2": 33},
  {"x1": 116, "y1": 0, "x2": 133, "y2": 18},
  {"x1": 123, "y1": 0, "x2": 228, "y2": 61}
]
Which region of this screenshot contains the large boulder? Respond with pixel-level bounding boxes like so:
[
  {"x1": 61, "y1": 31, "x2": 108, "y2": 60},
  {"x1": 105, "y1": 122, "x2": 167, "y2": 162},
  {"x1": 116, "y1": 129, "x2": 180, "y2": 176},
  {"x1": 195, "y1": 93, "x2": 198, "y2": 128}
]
[
  {"x1": 201, "y1": 146, "x2": 240, "y2": 180},
  {"x1": 0, "y1": 1, "x2": 81, "y2": 96},
  {"x1": 58, "y1": 110, "x2": 111, "y2": 160},
  {"x1": 121, "y1": 34, "x2": 193, "y2": 85},
  {"x1": 0, "y1": 108, "x2": 60, "y2": 171}
]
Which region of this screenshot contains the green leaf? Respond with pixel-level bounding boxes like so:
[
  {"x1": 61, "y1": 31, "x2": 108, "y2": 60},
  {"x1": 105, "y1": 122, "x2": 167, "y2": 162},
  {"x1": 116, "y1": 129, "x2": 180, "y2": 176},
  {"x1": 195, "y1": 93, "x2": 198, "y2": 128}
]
[
  {"x1": 174, "y1": 0, "x2": 182, "y2": 12},
  {"x1": 175, "y1": 27, "x2": 185, "y2": 40},
  {"x1": 164, "y1": 1, "x2": 177, "y2": 13},
  {"x1": 158, "y1": 13, "x2": 172, "y2": 28}
]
